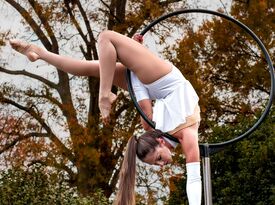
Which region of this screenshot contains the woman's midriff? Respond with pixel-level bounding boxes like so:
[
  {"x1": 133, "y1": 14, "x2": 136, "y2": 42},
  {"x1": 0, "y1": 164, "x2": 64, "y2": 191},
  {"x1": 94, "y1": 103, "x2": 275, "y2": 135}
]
[{"x1": 168, "y1": 105, "x2": 201, "y2": 135}]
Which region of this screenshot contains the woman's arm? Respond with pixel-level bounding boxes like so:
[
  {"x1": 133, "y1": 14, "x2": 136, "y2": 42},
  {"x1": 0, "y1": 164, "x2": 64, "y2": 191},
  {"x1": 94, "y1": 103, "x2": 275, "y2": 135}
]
[{"x1": 138, "y1": 99, "x2": 154, "y2": 131}]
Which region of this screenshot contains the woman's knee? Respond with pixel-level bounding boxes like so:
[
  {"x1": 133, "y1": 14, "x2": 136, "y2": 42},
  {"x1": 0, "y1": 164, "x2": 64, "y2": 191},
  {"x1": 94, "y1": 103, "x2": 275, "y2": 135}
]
[{"x1": 98, "y1": 30, "x2": 113, "y2": 44}]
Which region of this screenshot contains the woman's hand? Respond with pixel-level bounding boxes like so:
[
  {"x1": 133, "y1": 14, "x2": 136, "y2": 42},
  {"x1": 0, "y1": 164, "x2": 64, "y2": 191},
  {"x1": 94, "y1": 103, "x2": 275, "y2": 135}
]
[
  {"x1": 140, "y1": 114, "x2": 154, "y2": 131},
  {"x1": 132, "y1": 34, "x2": 143, "y2": 44}
]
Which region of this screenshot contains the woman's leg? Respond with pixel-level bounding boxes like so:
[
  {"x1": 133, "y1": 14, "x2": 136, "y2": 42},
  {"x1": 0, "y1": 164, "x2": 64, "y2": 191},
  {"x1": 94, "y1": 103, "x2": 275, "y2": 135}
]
[
  {"x1": 9, "y1": 40, "x2": 128, "y2": 89},
  {"x1": 97, "y1": 30, "x2": 171, "y2": 123}
]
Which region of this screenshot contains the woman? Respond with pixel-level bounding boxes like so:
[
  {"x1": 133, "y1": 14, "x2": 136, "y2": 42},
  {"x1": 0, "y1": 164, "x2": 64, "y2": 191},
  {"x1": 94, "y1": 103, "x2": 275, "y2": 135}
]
[{"x1": 10, "y1": 30, "x2": 201, "y2": 205}]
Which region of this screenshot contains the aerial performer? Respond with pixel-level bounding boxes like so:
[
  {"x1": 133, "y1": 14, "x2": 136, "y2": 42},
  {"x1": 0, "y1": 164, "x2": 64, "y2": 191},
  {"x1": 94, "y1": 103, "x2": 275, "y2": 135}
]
[{"x1": 10, "y1": 30, "x2": 202, "y2": 205}]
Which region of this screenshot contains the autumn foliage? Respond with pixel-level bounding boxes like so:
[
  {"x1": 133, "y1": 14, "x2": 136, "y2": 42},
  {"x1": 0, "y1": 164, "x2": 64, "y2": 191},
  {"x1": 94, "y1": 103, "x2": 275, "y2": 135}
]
[{"x1": 0, "y1": 0, "x2": 274, "y2": 204}]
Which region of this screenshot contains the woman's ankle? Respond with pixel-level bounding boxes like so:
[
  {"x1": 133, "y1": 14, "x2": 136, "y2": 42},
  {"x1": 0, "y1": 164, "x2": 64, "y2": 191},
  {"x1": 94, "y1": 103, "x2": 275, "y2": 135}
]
[{"x1": 99, "y1": 92, "x2": 117, "y2": 104}]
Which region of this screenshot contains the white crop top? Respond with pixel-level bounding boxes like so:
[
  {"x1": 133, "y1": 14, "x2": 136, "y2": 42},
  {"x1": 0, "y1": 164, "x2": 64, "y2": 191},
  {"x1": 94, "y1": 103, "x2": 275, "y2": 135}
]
[{"x1": 130, "y1": 64, "x2": 199, "y2": 135}]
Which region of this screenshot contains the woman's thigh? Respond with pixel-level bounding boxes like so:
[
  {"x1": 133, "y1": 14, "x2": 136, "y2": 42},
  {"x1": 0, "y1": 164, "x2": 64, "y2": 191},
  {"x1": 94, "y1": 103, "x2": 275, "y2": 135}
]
[
  {"x1": 99, "y1": 30, "x2": 172, "y2": 84},
  {"x1": 113, "y1": 62, "x2": 127, "y2": 90}
]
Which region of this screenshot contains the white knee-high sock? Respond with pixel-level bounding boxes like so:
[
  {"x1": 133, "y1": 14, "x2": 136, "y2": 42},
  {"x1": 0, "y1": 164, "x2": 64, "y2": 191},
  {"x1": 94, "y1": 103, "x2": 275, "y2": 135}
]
[{"x1": 186, "y1": 162, "x2": 202, "y2": 205}]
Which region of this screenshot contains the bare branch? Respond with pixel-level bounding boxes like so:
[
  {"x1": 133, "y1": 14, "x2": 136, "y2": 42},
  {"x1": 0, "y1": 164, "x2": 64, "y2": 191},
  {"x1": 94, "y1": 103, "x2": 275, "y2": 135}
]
[
  {"x1": 0, "y1": 66, "x2": 58, "y2": 89},
  {"x1": 159, "y1": 0, "x2": 183, "y2": 6},
  {"x1": 26, "y1": 90, "x2": 63, "y2": 111},
  {"x1": 64, "y1": 1, "x2": 89, "y2": 44},
  {"x1": 27, "y1": 0, "x2": 59, "y2": 51},
  {"x1": 5, "y1": 0, "x2": 52, "y2": 50},
  {"x1": 100, "y1": 0, "x2": 121, "y2": 27},
  {"x1": 76, "y1": 0, "x2": 93, "y2": 38}
]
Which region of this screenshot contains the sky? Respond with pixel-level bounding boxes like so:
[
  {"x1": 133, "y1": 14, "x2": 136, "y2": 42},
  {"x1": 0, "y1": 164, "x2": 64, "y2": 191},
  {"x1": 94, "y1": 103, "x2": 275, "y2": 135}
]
[{"x1": 0, "y1": 0, "x2": 232, "y2": 68}]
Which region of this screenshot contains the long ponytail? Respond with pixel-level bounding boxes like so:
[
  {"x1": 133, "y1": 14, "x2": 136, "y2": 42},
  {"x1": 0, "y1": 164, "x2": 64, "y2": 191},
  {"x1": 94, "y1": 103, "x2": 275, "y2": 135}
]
[
  {"x1": 114, "y1": 130, "x2": 163, "y2": 205},
  {"x1": 113, "y1": 135, "x2": 137, "y2": 205}
]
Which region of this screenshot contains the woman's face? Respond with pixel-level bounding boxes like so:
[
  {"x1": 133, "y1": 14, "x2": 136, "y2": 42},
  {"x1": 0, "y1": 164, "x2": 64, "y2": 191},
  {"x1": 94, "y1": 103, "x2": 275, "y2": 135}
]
[{"x1": 142, "y1": 139, "x2": 173, "y2": 166}]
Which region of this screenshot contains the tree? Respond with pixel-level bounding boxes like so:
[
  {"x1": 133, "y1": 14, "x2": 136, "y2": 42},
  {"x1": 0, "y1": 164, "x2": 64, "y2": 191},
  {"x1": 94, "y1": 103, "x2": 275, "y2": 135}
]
[
  {"x1": 0, "y1": 0, "x2": 185, "y2": 198},
  {"x1": 0, "y1": 110, "x2": 48, "y2": 168},
  {"x1": 1, "y1": 0, "x2": 273, "y2": 202},
  {"x1": 210, "y1": 107, "x2": 275, "y2": 205},
  {"x1": 0, "y1": 164, "x2": 109, "y2": 205}
]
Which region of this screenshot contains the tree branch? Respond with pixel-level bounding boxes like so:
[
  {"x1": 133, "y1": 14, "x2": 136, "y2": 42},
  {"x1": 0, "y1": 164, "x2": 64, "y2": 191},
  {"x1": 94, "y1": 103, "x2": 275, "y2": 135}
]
[
  {"x1": 100, "y1": 0, "x2": 121, "y2": 28},
  {"x1": 64, "y1": 1, "x2": 88, "y2": 45},
  {"x1": 28, "y1": 158, "x2": 77, "y2": 183},
  {"x1": 0, "y1": 66, "x2": 58, "y2": 89},
  {"x1": 159, "y1": 0, "x2": 183, "y2": 6},
  {"x1": 76, "y1": 0, "x2": 94, "y2": 40},
  {"x1": 26, "y1": 88, "x2": 63, "y2": 111},
  {"x1": 0, "y1": 97, "x2": 75, "y2": 162},
  {"x1": 5, "y1": 0, "x2": 52, "y2": 50},
  {"x1": 0, "y1": 132, "x2": 48, "y2": 154},
  {"x1": 27, "y1": 0, "x2": 59, "y2": 52},
  {"x1": 5, "y1": 1, "x2": 76, "y2": 121}
]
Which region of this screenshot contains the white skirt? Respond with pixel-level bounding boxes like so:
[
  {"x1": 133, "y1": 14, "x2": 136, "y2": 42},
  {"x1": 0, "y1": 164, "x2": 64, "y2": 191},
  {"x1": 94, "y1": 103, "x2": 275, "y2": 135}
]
[{"x1": 143, "y1": 66, "x2": 199, "y2": 133}]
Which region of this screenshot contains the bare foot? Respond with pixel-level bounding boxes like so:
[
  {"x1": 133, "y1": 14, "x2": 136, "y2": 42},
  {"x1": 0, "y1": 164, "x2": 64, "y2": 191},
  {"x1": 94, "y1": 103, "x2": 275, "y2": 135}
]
[
  {"x1": 9, "y1": 39, "x2": 40, "y2": 62},
  {"x1": 99, "y1": 92, "x2": 117, "y2": 125}
]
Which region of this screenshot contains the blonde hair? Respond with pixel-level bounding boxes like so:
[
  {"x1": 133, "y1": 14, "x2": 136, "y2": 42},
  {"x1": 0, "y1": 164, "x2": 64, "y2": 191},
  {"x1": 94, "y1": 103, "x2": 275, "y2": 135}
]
[{"x1": 113, "y1": 130, "x2": 163, "y2": 205}]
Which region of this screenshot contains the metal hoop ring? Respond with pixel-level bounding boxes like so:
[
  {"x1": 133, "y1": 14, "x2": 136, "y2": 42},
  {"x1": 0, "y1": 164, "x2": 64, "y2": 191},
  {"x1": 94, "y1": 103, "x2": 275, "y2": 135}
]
[{"x1": 126, "y1": 9, "x2": 275, "y2": 154}]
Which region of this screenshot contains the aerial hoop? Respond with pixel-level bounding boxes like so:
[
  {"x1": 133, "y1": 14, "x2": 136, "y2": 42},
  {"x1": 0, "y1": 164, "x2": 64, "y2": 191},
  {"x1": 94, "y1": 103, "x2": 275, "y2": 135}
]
[{"x1": 126, "y1": 9, "x2": 275, "y2": 155}]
